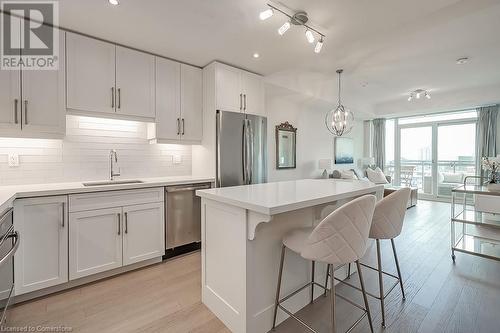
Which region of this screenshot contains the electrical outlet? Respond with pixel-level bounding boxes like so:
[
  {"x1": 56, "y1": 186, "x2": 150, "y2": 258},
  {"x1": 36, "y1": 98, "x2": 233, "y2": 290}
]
[
  {"x1": 173, "y1": 155, "x2": 182, "y2": 165},
  {"x1": 8, "y1": 153, "x2": 19, "y2": 167}
]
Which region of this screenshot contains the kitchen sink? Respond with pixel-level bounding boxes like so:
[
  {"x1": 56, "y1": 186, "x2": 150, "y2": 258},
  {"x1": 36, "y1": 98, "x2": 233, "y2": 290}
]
[{"x1": 82, "y1": 180, "x2": 145, "y2": 187}]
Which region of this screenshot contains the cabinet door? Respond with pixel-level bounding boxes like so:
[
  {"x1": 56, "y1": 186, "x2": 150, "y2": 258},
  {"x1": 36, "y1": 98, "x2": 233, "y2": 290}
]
[
  {"x1": 69, "y1": 207, "x2": 122, "y2": 280},
  {"x1": 155, "y1": 57, "x2": 181, "y2": 141},
  {"x1": 122, "y1": 202, "x2": 164, "y2": 266},
  {"x1": 21, "y1": 31, "x2": 65, "y2": 136},
  {"x1": 0, "y1": 13, "x2": 21, "y2": 133},
  {"x1": 116, "y1": 46, "x2": 155, "y2": 119},
  {"x1": 14, "y1": 196, "x2": 68, "y2": 295},
  {"x1": 215, "y1": 63, "x2": 242, "y2": 112},
  {"x1": 0, "y1": 68, "x2": 21, "y2": 132},
  {"x1": 66, "y1": 32, "x2": 116, "y2": 115},
  {"x1": 180, "y1": 64, "x2": 203, "y2": 142},
  {"x1": 241, "y1": 72, "x2": 264, "y2": 116}
]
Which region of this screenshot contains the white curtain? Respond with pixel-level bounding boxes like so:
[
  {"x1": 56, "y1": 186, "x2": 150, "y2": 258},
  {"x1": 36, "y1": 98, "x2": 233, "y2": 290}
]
[
  {"x1": 371, "y1": 118, "x2": 386, "y2": 169},
  {"x1": 476, "y1": 105, "x2": 498, "y2": 179}
]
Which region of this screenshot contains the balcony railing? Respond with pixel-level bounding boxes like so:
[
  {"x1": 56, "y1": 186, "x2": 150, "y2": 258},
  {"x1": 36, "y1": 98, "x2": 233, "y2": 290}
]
[{"x1": 384, "y1": 160, "x2": 476, "y2": 196}]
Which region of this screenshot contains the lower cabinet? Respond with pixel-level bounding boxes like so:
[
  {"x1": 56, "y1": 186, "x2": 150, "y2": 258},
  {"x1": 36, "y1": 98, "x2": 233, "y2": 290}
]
[
  {"x1": 13, "y1": 196, "x2": 68, "y2": 295},
  {"x1": 69, "y1": 207, "x2": 123, "y2": 280},
  {"x1": 68, "y1": 188, "x2": 165, "y2": 280},
  {"x1": 123, "y1": 202, "x2": 164, "y2": 265}
]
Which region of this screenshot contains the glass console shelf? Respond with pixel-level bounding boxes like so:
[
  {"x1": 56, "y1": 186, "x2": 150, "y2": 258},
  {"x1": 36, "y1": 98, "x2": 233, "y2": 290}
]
[{"x1": 451, "y1": 184, "x2": 500, "y2": 263}]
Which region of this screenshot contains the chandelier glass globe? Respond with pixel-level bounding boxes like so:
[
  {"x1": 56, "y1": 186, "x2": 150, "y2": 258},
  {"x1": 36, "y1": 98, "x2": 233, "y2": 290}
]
[{"x1": 325, "y1": 69, "x2": 354, "y2": 136}]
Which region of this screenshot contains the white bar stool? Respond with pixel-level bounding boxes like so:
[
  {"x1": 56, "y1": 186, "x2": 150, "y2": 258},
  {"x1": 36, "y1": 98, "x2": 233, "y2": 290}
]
[
  {"x1": 271, "y1": 195, "x2": 377, "y2": 333},
  {"x1": 340, "y1": 188, "x2": 411, "y2": 327}
]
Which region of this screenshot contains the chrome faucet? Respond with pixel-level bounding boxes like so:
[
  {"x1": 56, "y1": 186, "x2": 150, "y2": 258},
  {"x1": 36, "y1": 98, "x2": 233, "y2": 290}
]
[{"x1": 110, "y1": 149, "x2": 120, "y2": 181}]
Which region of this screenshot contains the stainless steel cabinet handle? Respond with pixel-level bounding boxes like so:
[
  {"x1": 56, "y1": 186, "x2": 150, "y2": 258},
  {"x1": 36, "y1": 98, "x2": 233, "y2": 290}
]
[
  {"x1": 177, "y1": 118, "x2": 180, "y2": 135},
  {"x1": 61, "y1": 202, "x2": 65, "y2": 227},
  {"x1": 182, "y1": 118, "x2": 185, "y2": 135},
  {"x1": 117, "y1": 88, "x2": 121, "y2": 109},
  {"x1": 117, "y1": 213, "x2": 121, "y2": 235},
  {"x1": 14, "y1": 99, "x2": 18, "y2": 124},
  {"x1": 239, "y1": 93, "x2": 242, "y2": 111},
  {"x1": 24, "y1": 100, "x2": 28, "y2": 124},
  {"x1": 124, "y1": 212, "x2": 128, "y2": 234},
  {"x1": 111, "y1": 87, "x2": 115, "y2": 108},
  {"x1": 243, "y1": 94, "x2": 247, "y2": 111}
]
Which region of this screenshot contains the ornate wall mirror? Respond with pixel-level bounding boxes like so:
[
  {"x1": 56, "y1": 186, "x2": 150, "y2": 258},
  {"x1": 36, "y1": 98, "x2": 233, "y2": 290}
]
[{"x1": 276, "y1": 122, "x2": 297, "y2": 169}]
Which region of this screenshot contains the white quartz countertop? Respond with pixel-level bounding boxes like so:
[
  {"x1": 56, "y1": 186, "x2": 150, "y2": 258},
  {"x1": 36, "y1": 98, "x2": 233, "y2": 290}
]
[
  {"x1": 0, "y1": 176, "x2": 214, "y2": 213},
  {"x1": 196, "y1": 179, "x2": 384, "y2": 215}
]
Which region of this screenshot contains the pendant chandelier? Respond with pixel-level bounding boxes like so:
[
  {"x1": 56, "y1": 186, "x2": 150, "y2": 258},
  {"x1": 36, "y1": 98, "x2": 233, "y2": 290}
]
[{"x1": 325, "y1": 69, "x2": 354, "y2": 136}]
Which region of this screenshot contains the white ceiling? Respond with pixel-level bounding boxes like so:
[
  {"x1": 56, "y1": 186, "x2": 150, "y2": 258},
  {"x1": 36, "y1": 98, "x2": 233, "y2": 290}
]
[{"x1": 56, "y1": 0, "x2": 500, "y2": 118}]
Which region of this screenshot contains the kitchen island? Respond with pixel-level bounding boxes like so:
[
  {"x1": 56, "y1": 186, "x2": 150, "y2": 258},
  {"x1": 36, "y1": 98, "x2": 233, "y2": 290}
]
[{"x1": 196, "y1": 179, "x2": 384, "y2": 333}]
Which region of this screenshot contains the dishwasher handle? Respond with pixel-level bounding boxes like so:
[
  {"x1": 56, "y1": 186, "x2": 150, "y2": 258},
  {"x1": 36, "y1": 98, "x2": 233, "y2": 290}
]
[{"x1": 166, "y1": 184, "x2": 211, "y2": 193}]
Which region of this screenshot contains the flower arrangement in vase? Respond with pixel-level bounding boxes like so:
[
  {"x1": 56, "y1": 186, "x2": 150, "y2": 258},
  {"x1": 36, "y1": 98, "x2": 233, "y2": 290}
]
[{"x1": 481, "y1": 156, "x2": 500, "y2": 191}]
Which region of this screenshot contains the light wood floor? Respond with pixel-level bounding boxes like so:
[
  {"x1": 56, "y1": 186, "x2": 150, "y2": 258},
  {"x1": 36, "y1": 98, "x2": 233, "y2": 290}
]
[{"x1": 6, "y1": 201, "x2": 500, "y2": 332}]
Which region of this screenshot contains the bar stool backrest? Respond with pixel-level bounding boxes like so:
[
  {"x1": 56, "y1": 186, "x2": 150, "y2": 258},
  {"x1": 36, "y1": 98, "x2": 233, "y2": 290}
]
[
  {"x1": 370, "y1": 187, "x2": 411, "y2": 240},
  {"x1": 301, "y1": 195, "x2": 376, "y2": 266}
]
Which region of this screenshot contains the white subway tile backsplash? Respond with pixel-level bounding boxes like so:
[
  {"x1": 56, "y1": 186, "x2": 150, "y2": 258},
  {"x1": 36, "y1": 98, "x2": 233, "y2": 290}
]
[{"x1": 0, "y1": 115, "x2": 192, "y2": 185}]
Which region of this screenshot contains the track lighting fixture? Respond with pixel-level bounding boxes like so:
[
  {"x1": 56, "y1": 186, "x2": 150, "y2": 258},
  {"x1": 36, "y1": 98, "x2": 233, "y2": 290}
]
[
  {"x1": 278, "y1": 21, "x2": 291, "y2": 35},
  {"x1": 259, "y1": 3, "x2": 325, "y2": 54}
]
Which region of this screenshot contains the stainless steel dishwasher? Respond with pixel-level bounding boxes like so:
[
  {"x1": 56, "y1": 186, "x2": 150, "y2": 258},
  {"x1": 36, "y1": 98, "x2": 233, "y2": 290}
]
[{"x1": 165, "y1": 183, "x2": 211, "y2": 249}]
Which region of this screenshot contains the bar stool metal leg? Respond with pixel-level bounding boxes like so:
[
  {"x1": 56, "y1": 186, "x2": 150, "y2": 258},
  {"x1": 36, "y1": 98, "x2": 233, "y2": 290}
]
[
  {"x1": 376, "y1": 239, "x2": 386, "y2": 328},
  {"x1": 311, "y1": 261, "x2": 315, "y2": 303},
  {"x1": 272, "y1": 245, "x2": 286, "y2": 330},
  {"x1": 356, "y1": 260, "x2": 374, "y2": 333},
  {"x1": 391, "y1": 239, "x2": 406, "y2": 300},
  {"x1": 330, "y1": 265, "x2": 336, "y2": 333},
  {"x1": 324, "y1": 264, "x2": 330, "y2": 297}
]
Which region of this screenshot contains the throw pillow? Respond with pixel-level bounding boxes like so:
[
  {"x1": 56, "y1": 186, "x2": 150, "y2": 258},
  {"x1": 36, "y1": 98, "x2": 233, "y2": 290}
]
[{"x1": 366, "y1": 167, "x2": 389, "y2": 184}]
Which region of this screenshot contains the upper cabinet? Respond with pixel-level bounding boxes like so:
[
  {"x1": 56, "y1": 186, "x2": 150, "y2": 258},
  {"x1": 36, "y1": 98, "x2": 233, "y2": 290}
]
[
  {"x1": 115, "y1": 46, "x2": 155, "y2": 118},
  {"x1": 66, "y1": 33, "x2": 115, "y2": 115},
  {"x1": 149, "y1": 58, "x2": 202, "y2": 144},
  {"x1": 214, "y1": 62, "x2": 264, "y2": 116},
  {"x1": 66, "y1": 33, "x2": 155, "y2": 120},
  {"x1": 0, "y1": 22, "x2": 65, "y2": 138}
]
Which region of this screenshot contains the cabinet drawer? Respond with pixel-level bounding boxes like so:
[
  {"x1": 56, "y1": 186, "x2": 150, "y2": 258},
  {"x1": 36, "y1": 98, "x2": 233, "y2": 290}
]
[{"x1": 69, "y1": 187, "x2": 164, "y2": 212}]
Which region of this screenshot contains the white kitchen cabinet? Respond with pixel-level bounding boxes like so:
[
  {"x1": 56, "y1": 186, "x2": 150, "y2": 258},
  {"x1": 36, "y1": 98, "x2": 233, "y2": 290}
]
[
  {"x1": 21, "y1": 31, "x2": 66, "y2": 136},
  {"x1": 0, "y1": 68, "x2": 20, "y2": 132},
  {"x1": 154, "y1": 57, "x2": 181, "y2": 141},
  {"x1": 180, "y1": 64, "x2": 203, "y2": 142},
  {"x1": 0, "y1": 28, "x2": 65, "y2": 138},
  {"x1": 241, "y1": 71, "x2": 264, "y2": 116},
  {"x1": 214, "y1": 62, "x2": 264, "y2": 116},
  {"x1": 115, "y1": 46, "x2": 155, "y2": 118},
  {"x1": 215, "y1": 63, "x2": 243, "y2": 112},
  {"x1": 14, "y1": 196, "x2": 68, "y2": 295},
  {"x1": 66, "y1": 32, "x2": 116, "y2": 115},
  {"x1": 149, "y1": 60, "x2": 202, "y2": 144},
  {"x1": 69, "y1": 207, "x2": 123, "y2": 280},
  {"x1": 122, "y1": 202, "x2": 164, "y2": 265},
  {"x1": 66, "y1": 33, "x2": 155, "y2": 120}
]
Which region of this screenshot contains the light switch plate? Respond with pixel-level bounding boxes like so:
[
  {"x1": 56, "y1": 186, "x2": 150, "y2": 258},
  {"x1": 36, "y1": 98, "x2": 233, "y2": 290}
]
[{"x1": 8, "y1": 153, "x2": 19, "y2": 167}]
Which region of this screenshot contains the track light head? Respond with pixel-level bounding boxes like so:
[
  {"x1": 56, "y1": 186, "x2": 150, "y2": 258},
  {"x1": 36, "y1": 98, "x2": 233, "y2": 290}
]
[
  {"x1": 314, "y1": 36, "x2": 324, "y2": 53},
  {"x1": 305, "y1": 29, "x2": 315, "y2": 43},
  {"x1": 259, "y1": 8, "x2": 273, "y2": 20},
  {"x1": 278, "y1": 21, "x2": 291, "y2": 35}
]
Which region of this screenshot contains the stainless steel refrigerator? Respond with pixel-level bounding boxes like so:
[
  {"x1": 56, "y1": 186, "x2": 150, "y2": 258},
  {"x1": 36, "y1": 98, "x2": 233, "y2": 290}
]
[{"x1": 216, "y1": 110, "x2": 267, "y2": 187}]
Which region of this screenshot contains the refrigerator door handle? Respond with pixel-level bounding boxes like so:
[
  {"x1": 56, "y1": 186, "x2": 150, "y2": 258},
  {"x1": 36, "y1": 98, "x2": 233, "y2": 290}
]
[
  {"x1": 242, "y1": 120, "x2": 247, "y2": 184},
  {"x1": 248, "y1": 122, "x2": 254, "y2": 184}
]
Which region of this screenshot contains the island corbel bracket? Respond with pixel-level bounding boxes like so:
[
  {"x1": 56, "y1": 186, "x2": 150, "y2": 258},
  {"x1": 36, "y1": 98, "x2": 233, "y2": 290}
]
[{"x1": 247, "y1": 211, "x2": 273, "y2": 240}]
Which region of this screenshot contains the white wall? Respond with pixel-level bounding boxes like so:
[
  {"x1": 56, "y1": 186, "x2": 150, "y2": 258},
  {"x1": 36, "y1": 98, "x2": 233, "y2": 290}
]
[
  {"x1": 266, "y1": 85, "x2": 364, "y2": 182},
  {"x1": 0, "y1": 115, "x2": 191, "y2": 185}
]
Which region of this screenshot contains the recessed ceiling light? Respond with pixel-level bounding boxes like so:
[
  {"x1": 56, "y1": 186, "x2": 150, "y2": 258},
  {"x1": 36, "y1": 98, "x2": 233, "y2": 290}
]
[
  {"x1": 253, "y1": 53, "x2": 260, "y2": 59},
  {"x1": 456, "y1": 57, "x2": 469, "y2": 65},
  {"x1": 108, "y1": 0, "x2": 119, "y2": 6}
]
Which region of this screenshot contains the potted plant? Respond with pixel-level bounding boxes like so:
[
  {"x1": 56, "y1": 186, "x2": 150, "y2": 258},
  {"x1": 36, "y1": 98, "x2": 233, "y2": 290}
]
[{"x1": 481, "y1": 156, "x2": 500, "y2": 191}]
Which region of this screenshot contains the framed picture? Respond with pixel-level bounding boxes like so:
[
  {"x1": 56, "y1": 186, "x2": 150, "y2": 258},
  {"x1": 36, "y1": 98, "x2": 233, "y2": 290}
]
[{"x1": 334, "y1": 137, "x2": 354, "y2": 164}]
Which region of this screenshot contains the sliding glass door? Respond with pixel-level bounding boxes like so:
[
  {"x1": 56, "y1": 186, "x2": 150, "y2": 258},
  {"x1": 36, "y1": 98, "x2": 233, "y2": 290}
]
[{"x1": 394, "y1": 111, "x2": 477, "y2": 200}]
